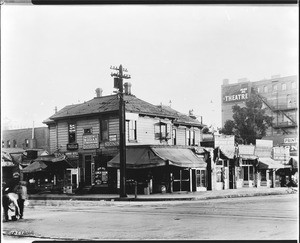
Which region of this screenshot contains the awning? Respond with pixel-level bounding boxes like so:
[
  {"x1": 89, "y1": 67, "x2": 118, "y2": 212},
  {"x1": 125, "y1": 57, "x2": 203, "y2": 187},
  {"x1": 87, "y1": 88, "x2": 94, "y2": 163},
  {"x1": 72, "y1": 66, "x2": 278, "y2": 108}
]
[
  {"x1": 258, "y1": 157, "x2": 287, "y2": 170},
  {"x1": 151, "y1": 147, "x2": 207, "y2": 168},
  {"x1": 107, "y1": 146, "x2": 207, "y2": 169},
  {"x1": 22, "y1": 160, "x2": 49, "y2": 173},
  {"x1": 107, "y1": 147, "x2": 166, "y2": 169},
  {"x1": 218, "y1": 146, "x2": 236, "y2": 159},
  {"x1": 289, "y1": 156, "x2": 298, "y2": 169}
]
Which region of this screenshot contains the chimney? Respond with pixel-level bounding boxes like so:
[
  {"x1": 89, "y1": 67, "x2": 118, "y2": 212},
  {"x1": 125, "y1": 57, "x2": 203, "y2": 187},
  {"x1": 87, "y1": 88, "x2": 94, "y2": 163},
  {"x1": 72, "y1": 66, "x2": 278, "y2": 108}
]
[
  {"x1": 189, "y1": 109, "x2": 197, "y2": 119},
  {"x1": 54, "y1": 106, "x2": 58, "y2": 113},
  {"x1": 223, "y1": 79, "x2": 229, "y2": 85},
  {"x1": 95, "y1": 88, "x2": 103, "y2": 97},
  {"x1": 124, "y1": 82, "x2": 132, "y2": 95}
]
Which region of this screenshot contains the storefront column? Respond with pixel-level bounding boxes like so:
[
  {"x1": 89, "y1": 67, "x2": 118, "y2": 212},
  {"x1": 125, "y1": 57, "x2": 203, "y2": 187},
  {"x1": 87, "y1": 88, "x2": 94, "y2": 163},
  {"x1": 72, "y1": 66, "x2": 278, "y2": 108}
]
[
  {"x1": 272, "y1": 169, "x2": 276, "y2": 188},
  {"x1": 256, "y1": 171, "x2": 261, "y2": 188},
  {"x1": 189, "y1": 169, "x2": 193, "y2": 192},
  {"x1": 266, "y1": 169, "x2": 271, "y2": 187}
]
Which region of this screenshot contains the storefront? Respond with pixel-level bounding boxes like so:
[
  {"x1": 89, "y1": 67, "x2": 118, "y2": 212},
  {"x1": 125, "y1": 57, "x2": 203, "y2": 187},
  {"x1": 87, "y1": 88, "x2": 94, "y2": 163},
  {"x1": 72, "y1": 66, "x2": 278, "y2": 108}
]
[
  {"x1": 22, "y1": 154, "x2": 76, "y2": 193},
  {"x1": 107, "y1": 145, "x2": 207, "y2": 194}
]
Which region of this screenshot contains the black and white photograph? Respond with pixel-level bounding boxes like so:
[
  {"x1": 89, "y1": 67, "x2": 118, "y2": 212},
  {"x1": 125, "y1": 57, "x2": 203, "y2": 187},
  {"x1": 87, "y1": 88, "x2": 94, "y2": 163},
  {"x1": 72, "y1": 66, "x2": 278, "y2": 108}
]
[{"x1": 1, "y1": 0, "x2": 298, "y2": 242}]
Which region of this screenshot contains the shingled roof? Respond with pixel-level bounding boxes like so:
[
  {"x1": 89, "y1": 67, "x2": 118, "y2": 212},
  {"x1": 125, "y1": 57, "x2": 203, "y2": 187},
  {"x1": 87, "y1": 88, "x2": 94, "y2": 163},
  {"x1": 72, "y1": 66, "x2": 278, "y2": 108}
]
[
  {"x1": 44, "y1": 94, "x2": 204, "y2": 128},
  {"x1": 159, "y1": 105, "x2": 204, "y2": 127}
]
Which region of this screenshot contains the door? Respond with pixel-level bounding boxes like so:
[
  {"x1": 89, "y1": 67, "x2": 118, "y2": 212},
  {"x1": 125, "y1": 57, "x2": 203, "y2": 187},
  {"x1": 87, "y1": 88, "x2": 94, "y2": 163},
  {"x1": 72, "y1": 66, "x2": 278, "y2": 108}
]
[{"x1": 84, "y1": 155, "x2": 92, "y2": 185}]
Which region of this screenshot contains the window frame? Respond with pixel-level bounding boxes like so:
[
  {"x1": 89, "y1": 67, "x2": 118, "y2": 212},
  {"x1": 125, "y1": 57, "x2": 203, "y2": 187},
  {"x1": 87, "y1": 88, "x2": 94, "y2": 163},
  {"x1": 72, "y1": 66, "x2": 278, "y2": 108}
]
[
  {"x1": 126, "y1": 120, "x2": 137, "y2": 141},
  {"x1": 100, "y1": 119, "x2": 109, "y2": 142},
  {"x1": 68, "y1": 123, "x2": 77, "y2": 144},
  {"x1": 154, "y1": 122, "x2": 171, "y2": 141}
]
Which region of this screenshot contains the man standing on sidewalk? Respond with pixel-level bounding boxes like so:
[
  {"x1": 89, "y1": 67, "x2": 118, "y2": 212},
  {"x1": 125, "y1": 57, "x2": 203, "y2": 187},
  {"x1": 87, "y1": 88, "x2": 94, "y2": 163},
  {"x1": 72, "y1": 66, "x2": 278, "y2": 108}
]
[{"x1": 14, "y1": 181, "x2": 28, "y2": 219}]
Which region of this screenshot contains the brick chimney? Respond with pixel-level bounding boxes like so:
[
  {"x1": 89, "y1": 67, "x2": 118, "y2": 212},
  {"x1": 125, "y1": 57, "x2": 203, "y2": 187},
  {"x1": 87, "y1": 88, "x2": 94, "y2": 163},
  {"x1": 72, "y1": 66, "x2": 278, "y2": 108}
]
[
  {"x1": 95, "y1": 88, "x2": 103, "y2": 97},
  {"x1": 124, "y1": 82, "x2": 132, "y2": 95}
]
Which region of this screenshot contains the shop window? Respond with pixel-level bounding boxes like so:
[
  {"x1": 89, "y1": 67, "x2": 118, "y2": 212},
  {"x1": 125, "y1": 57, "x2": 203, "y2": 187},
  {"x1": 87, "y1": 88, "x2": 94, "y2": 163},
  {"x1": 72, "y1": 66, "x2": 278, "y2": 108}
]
[
  {"x1": 100, "y1": 120, "x2": 108, "y2": 141},
  {"x1": 154, "y1": 122, "x2": 171, "y2": 141},
  {"x1": 261, "y1": 170, "x2": 266, "y2": 181},
  {"x1": 216, "y1": 167, "x2": 223, "y2": 182},
  {"x1": 126, "y1": 120, "x2": 137, "y2": 141},
  {"x1": 201, "y1": 170, "x2": 206, "y2": 187},
  {"x1": 172, "y1": 129, "x2": 177, "y2": 145},
  {"x1": 68, "y1": 123, "x2": 76, "y2": 143},
  {"x1": 25, "y1": 139, "x2": 29, "y2": 148},
  {"x1": 282, "y1": 83, "x2": 286, "y2": 91},
  {"x1": 7, "y1": 140, "x2": 11, "y2": 148},
  {"x1": 83, "y1": 128, "x2": 92, "y2": 134},
  {"x1": 243, "y1": 167, "x2": 249, "y2": 180}
]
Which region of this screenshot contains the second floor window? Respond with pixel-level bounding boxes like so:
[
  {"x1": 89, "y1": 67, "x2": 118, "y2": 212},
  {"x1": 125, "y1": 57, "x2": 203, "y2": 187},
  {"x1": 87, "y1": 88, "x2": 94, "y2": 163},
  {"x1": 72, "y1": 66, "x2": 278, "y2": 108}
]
[
  {"x1": 186, "y1": 130, "x2": 190, "y2": 146},
  {"x1": 68, "y1": 123, "x2": 76, "y2": 143},
  {"x1": 126, "y1": 120, "x2": 137, "y2": 141},
  {"x1": 282, "y1": 83, "x2": 287, "y2": 91},
  {"x1": 13, "y1": 140, "x2": 17, "y2": 148},
  {"x1": 172, "y1": 129, "x2": 177, "y2": 145},
  {"x1": 263, "y1": 86, "x2": 268, "y2": 93},
  {"x1": 7, "y1": 140, "x2": 11, "y2": 148},
  {"x1": 154, "y1": 122, "x2": 171, "y2": 141},
  {"x1": 100, "y1": 119, "x2": 108, "y2": 141},
  {"x1": 2, "y1": 140, "x2": 4, "y2": 148}
]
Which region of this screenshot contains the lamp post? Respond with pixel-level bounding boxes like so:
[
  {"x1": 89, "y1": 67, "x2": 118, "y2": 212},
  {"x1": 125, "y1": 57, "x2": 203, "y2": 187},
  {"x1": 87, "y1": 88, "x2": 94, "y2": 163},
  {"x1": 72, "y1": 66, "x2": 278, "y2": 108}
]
[{"x1": 110, "y1": 65, "x2": 131, "y2": 198}]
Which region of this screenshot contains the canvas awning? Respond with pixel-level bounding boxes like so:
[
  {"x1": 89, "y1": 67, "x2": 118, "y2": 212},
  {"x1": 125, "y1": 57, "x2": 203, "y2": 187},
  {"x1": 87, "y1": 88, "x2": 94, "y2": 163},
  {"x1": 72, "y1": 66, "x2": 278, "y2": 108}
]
[
  {"x1": 22, "y1": 160, "x2": 49, "y2": 173},
  {"x1": 258, "y1": 157, "x2": 287, "y2": 170},
  {"x1": 107, "y1": 147, "x2": 166, "y2": 169},
  {"x1": 107, "y1": 146, "x2": 207, "y2": 169},
  {"x1": 151, "y1": 147, "x2": 207, "y2": 168}
]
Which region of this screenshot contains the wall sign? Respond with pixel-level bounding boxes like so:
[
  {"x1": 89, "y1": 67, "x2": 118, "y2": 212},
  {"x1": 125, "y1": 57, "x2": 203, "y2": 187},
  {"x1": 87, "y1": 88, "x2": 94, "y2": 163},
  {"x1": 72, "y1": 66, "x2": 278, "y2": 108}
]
[
  {"x1": 83, "y1": 134, "x2": 99, "y2": 150},
  {"x1": 67, "y1": 143, "x2": 79, "y2": 150},
  {"x1": 222, "y1": 83, "x2": 249, "y2": 103}
]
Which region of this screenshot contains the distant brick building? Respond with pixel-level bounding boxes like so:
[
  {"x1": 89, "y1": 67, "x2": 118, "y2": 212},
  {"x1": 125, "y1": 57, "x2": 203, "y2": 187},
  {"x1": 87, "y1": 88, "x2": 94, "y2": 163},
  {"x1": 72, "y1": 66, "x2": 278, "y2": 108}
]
[
  {"x1": 1, "y1": 127, "x2": 50, "y2": 151},
  {"x1": 221, "y1": 74, "x2": 298, "y2": 155}
]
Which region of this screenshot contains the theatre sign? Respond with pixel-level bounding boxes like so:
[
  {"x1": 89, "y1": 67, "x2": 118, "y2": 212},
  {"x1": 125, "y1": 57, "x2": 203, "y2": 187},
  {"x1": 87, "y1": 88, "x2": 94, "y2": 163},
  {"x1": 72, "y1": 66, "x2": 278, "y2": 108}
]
[{"x1": 222, "y1": 83, "x2": 249, "y2": 103}]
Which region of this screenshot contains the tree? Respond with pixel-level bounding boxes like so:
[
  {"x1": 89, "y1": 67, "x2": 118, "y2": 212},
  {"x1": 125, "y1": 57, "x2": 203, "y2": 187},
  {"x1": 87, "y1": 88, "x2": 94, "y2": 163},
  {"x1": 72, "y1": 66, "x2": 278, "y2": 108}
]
[{"x1": 220, "y1": 93, "x2": 273, "y2": 145}]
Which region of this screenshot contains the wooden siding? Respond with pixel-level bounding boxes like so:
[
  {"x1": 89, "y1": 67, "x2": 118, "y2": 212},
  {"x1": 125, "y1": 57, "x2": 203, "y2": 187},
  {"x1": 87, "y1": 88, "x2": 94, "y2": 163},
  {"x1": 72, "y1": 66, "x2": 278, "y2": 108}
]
[
  {"x1": 133, "y1": 116, "x2": 173, "y2": 145},
  {"x1": 108, "y1": 118, "x2": 119, "y2": 139},
  {"x1": 49, "y1": 125, "x2": 57, "y2": 154},
  {"x1": 57, "y1": 122, "x2": 69, "y2": 152},
  {"x1": 176, "y1": 126, "x2": 187, "y2": 145},
  {"x1": 76, "y1": 119, "x2": 100, "y2": 148}
]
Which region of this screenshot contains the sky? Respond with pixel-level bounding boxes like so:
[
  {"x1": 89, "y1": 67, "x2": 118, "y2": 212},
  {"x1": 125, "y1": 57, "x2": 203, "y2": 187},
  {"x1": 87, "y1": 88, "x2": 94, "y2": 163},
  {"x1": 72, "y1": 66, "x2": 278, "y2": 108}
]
[{"x1": 1, "y1": 3, "x2": 299, "y2": 130}]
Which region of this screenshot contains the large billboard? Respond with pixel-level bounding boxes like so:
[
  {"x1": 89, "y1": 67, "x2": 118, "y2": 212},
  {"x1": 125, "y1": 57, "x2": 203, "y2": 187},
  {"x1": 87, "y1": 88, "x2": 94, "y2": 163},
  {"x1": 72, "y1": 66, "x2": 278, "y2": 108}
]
[{"x1": 222, "y1": 83, "x2": 249, "y2": 103}]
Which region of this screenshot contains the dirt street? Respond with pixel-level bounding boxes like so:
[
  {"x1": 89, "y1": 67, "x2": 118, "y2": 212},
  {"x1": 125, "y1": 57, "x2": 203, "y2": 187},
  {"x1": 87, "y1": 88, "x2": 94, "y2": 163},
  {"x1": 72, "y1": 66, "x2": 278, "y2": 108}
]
[{"x1": 2, "y1": 194, "x2": 298, "y2": 242}]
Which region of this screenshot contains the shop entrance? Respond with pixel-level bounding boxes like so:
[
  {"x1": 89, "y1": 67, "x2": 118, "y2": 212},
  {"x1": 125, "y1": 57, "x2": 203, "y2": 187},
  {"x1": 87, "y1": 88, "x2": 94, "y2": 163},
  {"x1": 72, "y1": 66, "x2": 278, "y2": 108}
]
[{"x1": 84, "y1": 155, "x2": 92, "y2": 185}]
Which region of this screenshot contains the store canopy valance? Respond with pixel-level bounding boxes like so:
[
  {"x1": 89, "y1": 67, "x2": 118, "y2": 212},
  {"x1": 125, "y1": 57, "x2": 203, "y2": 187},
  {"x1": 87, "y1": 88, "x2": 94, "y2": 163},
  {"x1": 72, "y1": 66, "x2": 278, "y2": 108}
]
[
  {"x1": 258, "y1": 157, "x2": 287, "y2": 170},
  {"x1": 217, "y1": 146, "x2": 236, "y2": 159},
  {"x1": 107, "y1": 146, "x2": 207, "y2": 169}
]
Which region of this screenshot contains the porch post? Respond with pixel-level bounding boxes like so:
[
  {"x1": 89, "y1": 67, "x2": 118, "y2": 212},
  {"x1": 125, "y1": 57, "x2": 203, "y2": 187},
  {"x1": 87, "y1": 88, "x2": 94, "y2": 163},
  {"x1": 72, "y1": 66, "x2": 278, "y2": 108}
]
[{"x1": 189, "y1": 169, "x2": 193, "y2": 192}]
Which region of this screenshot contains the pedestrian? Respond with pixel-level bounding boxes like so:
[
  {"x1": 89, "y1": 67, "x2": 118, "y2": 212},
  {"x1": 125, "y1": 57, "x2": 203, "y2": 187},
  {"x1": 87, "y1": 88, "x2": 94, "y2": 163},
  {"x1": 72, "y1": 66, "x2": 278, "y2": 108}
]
[{"x1": 14, "y1": 181, "x2": 28, "y2": 219}]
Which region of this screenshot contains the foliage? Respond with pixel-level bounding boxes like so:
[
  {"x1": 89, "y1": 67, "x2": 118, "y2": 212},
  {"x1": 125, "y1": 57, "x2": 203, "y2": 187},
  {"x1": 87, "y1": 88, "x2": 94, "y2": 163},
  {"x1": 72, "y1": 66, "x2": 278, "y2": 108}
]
[{"x1": 220, "y1": 93, "x2": 273, "y2": 145}]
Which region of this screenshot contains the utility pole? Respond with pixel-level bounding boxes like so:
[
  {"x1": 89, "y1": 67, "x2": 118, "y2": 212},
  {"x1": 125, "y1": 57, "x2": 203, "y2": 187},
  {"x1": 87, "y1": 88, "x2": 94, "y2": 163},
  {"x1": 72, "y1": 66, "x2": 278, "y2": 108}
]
[{"x1": 110, "y1": 64, "x2": 131, "y2": 198}]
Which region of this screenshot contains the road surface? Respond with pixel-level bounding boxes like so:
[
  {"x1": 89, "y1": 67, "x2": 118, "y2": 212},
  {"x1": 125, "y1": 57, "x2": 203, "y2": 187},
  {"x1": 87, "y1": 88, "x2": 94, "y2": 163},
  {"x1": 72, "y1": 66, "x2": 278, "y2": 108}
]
[{"x1": 2, "y1": 194, "x2": 298, "y2": 242}]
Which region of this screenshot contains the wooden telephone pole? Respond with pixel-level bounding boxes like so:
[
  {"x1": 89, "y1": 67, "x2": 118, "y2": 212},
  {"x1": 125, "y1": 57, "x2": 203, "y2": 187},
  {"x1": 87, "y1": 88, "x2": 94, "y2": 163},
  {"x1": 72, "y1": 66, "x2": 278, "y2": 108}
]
[{"x1": 110, "y1": 64, "x2": 131, "y2": 198}]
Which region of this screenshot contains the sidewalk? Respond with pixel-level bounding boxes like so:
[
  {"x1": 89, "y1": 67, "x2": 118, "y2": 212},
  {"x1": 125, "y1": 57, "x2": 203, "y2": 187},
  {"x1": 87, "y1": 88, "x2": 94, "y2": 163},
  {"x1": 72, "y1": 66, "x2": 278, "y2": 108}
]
[{"x1": 28, "y1": 187, "x2": 297, "y2": 204}]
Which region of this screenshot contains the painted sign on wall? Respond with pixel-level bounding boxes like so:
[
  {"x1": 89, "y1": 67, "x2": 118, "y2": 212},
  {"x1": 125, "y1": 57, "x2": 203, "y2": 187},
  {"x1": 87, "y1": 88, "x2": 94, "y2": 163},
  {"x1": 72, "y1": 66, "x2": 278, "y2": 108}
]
[{"x1": 222, "y1": 83, "x2": 249, "y2": 103}]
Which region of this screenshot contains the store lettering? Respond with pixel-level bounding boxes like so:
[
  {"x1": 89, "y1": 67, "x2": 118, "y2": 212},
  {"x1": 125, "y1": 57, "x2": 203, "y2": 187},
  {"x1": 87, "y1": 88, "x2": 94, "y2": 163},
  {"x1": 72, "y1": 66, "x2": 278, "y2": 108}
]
[{"x1": 224, "y1": 93, "x2": 248, "y2": 102}]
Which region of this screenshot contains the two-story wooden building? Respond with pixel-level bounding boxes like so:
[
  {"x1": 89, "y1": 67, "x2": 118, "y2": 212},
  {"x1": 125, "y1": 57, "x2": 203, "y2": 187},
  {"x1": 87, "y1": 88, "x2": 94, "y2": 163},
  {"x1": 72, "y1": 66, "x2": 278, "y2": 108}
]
[{"x1": 43, "y1": 85, "x2": 206, "y2": 194}]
